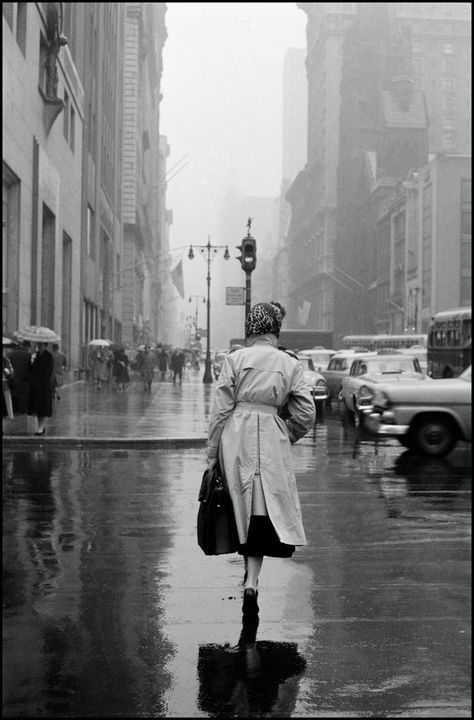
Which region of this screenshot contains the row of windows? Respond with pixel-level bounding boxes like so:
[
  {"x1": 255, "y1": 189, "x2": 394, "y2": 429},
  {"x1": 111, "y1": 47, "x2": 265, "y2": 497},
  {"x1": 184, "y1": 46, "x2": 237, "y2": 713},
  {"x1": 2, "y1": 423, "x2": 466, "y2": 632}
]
[
  {"x1": 412, "y1": 56, "x2": 458, "y2": 74},
  {"x1": 413, "y1": 40, "x2": 456, "y2": 54}
]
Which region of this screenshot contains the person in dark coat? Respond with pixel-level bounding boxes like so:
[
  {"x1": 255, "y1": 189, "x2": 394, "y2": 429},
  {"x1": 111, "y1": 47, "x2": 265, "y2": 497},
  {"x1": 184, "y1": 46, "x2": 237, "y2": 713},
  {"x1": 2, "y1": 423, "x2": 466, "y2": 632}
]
[
  {"x1": 170, "y1": 348, "x2": 185, "y2": 384},
  {"x1": 156, "y1": 347, "x2": 169, "y2": 381},
  {"x1": 8, "y1": 340, "x2": 31, "y2": 414},
  {"x1": 27, "y1": 342, "x2": 54, "y2": 435},
  {"x1": 3, "y1": 350, "x2": 15, "y2": 423},
  {"x1": 112, "y1": 348, "x2": 130, "y2": 391}
]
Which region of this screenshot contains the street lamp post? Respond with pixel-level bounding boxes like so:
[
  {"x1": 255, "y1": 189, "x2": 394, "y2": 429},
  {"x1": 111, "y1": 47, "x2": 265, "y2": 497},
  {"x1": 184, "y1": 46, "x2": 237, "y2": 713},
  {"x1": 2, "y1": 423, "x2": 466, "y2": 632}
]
[{"x1": 188, "y1": 236, "x2": 230, "y2": 383}]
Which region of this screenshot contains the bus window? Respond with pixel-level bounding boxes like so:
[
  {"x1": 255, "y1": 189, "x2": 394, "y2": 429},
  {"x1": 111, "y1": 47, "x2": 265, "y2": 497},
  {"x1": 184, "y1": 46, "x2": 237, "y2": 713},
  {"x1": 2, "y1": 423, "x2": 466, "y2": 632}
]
[{"x1": 463, "y1": 319, "x2": 471, "y2": 343}]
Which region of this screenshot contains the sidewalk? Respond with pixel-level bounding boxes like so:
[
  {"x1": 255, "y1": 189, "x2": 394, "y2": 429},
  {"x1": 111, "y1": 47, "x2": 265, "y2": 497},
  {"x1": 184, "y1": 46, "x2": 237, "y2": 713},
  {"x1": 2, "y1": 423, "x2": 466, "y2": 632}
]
[{"x1": 2, "y1": 371, "x2": 211, "y2": 446}]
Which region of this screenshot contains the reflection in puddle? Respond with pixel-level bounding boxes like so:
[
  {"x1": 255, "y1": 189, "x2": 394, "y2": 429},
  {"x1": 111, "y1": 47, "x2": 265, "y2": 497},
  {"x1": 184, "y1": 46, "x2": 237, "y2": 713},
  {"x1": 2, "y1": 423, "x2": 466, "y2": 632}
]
[{"x1": 198, "y1": 618, "x2": 306, "y2": 717}]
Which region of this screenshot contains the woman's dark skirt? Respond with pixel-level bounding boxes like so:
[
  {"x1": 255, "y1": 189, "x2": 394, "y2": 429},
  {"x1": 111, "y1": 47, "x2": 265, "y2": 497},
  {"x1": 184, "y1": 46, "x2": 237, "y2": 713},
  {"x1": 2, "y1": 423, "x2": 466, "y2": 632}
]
[{"x1": 238, "y1": 515, "x2": 295, "y2": 558}]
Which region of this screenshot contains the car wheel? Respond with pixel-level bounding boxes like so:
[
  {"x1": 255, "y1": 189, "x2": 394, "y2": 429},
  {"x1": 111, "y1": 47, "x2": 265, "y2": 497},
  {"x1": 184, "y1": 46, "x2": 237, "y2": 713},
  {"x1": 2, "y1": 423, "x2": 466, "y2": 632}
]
[{"x1": 411, "y1": 415, "x2": 457, "y2": 457}]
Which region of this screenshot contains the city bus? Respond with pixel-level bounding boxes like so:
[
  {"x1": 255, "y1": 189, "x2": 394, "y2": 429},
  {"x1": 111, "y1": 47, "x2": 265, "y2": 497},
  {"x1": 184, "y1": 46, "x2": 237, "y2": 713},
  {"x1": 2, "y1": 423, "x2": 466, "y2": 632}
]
[
  {"x1": 342, "y1": 334, "x2": 427, "y2": 351},
  {"x1": 427, "y1": 307, "x2": 471, "y2": 378}
]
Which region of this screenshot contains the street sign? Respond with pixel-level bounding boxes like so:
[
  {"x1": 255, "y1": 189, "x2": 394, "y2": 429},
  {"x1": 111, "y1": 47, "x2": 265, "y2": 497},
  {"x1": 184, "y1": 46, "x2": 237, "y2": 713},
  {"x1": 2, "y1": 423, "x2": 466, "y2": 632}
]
[{"x1": 226, "y1": 287, "x2": 246, "y2": 305}]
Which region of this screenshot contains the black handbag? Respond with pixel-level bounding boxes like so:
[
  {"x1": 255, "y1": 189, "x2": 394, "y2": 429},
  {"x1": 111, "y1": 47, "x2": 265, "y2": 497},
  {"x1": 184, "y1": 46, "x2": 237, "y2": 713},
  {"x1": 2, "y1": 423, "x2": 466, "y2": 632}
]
[{"x1": 197, "y1": 462, "x2": 239, "y2": 555}]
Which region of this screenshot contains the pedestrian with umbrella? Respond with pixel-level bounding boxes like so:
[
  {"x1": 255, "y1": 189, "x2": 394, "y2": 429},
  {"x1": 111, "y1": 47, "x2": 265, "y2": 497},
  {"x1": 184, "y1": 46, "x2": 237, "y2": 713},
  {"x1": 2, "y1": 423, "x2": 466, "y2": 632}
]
[
  {"x1": 17, "y1": 326, "x2": 59, "y2": 435},
  {"x1": 88, "y1": 339, "x2": 110, "y2": 391},
  {"x1": 137, "y1": 344, "x2": 155, "y2": 392}
]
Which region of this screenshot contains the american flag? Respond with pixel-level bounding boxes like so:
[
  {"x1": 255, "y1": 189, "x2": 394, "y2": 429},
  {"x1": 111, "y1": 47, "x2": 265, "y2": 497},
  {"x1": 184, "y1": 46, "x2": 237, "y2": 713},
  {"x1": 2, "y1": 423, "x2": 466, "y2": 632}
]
[
  {"x1": 297, "y1": 300, "x2": 311, "y2": 326},
  {"x1": 170, "y1": 259, "x2": 185, "y2": 299}
]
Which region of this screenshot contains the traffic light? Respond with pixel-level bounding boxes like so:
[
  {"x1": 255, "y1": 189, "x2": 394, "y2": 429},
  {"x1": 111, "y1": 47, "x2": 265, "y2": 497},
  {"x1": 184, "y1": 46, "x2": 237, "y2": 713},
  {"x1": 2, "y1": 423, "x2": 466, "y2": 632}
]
[{"x1": 236, "y1": 236, "x2": 257, "y2": 272}]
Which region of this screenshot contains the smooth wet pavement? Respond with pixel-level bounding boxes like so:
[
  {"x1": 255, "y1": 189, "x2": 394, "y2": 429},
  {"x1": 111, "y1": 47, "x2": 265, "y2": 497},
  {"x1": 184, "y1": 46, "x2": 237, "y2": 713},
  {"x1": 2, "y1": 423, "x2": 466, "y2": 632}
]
[{"x1": 2, "y1": 381, "x2": 471, "y2": 717}]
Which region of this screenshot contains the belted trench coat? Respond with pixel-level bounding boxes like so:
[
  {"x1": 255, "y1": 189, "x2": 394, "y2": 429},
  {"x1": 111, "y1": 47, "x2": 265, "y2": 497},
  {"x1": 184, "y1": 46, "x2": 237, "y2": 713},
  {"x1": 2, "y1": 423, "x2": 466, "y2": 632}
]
[{"x1": 206, "y1": 335, "x2": 315, "y2": 547}]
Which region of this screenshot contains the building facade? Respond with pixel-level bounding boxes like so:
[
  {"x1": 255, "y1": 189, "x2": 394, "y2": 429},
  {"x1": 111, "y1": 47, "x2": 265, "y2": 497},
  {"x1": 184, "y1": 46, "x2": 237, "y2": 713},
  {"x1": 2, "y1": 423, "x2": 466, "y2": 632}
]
[
  {"x1": 275, "y1": 47, "x2": 307, "y2": 311},
  {"x1": 75, "y1": 3, "x2": 125, "y2": 366},
  {"x1": 3, "y1": 2, "x2": 83, "y2": 366},
  {"x1": 121, "y1": 2, "x2": 167, "y2": 348},
  {"x1": 285, "y1": 2, "x2": 471, "y2": 343},
  {"x1": 3, "y1": 2, "x2": 168, "y2": 373}
]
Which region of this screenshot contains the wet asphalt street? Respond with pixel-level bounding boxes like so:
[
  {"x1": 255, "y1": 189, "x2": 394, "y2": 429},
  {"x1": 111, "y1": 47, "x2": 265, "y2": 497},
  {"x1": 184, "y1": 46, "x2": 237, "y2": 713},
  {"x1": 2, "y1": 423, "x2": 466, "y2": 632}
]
[{"x1": 2, "y1": 372, "x2": 471, "y2": 717}]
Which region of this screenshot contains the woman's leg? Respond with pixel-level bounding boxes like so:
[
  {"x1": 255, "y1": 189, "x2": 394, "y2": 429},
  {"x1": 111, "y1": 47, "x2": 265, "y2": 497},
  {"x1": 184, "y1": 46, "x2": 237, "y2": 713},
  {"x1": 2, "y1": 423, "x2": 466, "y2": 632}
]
[
  {"x1": 244, "y1": 555, "x2": 263, "y2": 590},
  {"x1": 243, "y1": 555, "x2": 262, "y2": 616}
]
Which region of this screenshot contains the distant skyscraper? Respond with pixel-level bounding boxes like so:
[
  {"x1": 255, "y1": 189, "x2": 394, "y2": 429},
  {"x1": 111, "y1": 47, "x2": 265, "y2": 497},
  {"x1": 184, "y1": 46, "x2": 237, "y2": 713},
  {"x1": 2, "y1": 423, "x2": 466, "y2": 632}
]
[{"x1": 282, "y1": 48, "x2": 307, "y2": 185}]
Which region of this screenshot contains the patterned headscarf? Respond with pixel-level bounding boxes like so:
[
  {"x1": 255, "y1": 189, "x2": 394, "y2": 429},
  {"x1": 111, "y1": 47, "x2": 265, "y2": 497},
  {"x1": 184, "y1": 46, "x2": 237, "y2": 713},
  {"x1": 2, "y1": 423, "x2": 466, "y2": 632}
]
[{"x1": 245, "y1": 302, "x2": 284, "y2": 338}]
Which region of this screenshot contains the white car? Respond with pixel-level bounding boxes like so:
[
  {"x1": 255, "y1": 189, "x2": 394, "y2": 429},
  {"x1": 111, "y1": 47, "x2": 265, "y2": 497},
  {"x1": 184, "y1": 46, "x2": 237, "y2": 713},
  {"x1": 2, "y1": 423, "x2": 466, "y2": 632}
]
[
  {"x1": 322, "y1": 350, "x2": 377, "y2": 401},
  {"x1": 297, "y1": 348, "x2": 336, "y2": 372},
  {"x1": 297, "y1": 354, "x2": 329, "y2": 411},
  {"x1": 365, "y1": 366, "x2": 471, "y2": 456},
  {"x1": 340, "y1": 354, "x2": 428, "y2": 420}
]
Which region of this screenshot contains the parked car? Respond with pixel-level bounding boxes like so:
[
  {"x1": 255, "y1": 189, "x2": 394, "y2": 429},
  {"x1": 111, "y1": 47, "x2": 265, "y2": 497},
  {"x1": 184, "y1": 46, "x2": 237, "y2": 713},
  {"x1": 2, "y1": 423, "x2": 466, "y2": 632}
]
[
  {"x1": 365, "y1": 365, "x2": 471, "y2": 456},
  {"x1": 213, "y1": 350, "x2": 229, "y2": 380},
  {"x1": 297, "y1": 354, "x2": 329, "y2": 412},
  {"x1": 297, "y1": 348, "x2": 336, "y2": 372},
  {"x1": 321, "y1": 351, "x2": 377, "y2": 401},
  {"x1": 340, "y1": 354, "x2": 429, "y2": 420}
]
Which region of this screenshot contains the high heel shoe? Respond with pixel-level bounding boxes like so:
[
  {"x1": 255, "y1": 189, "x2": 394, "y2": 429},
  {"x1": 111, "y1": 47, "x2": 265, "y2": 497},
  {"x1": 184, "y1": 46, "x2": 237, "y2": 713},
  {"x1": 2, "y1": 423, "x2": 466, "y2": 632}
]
[
  {"x1": 34, "y1": 428, "x2": 46, "y2": 436},
  {"x1": 242, "y1": 588, "x2": 259, "y2": 616}
]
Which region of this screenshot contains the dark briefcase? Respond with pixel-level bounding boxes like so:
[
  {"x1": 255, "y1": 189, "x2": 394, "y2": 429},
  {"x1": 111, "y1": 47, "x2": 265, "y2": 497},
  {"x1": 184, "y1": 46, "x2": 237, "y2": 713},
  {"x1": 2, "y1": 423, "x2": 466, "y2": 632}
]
[{"x1": 197, "y1": 464, "x2": 239, "y2": 555}]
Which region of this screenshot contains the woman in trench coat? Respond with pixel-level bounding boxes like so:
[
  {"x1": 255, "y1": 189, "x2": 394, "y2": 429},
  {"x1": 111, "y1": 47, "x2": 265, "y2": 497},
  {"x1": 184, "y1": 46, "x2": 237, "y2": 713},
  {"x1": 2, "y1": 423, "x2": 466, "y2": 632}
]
[{"x1": 206, "y1": 302, "x2": 315, "y2": 618}]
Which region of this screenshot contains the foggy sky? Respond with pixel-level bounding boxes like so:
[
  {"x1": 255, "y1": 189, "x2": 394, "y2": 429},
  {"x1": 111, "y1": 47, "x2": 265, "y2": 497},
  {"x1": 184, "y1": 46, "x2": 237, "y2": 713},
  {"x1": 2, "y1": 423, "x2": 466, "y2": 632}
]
[{"x1": 160, "y1": 3, "x2": 306, "y2": 309}]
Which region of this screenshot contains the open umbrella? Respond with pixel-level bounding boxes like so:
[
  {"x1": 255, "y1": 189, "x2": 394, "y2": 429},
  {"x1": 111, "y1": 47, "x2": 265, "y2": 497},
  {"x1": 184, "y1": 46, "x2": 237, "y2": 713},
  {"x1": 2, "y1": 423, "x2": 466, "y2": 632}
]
[
  {"x1": 89, "y1": 338, "x2": 111, "y2": 347},
  {"x1": 2, "y1": 336, "x2": 18, "y2": 346},
  {"x1": 16, "y1": 325, "x2": 61, "y2": 343}
]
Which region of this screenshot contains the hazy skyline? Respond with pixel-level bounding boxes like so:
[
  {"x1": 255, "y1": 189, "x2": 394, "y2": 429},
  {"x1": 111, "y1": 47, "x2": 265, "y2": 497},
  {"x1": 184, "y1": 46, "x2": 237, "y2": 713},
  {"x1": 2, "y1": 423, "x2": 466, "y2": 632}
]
[{"x1": 161, "y1": 2, "x2": 306, "y2": 263}]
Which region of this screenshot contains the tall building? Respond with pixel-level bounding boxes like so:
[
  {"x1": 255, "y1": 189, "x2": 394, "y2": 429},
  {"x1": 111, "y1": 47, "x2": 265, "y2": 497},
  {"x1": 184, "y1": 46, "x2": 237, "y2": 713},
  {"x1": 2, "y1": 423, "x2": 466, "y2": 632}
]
[
  {"x1": 3, "y1": 2, "x2": 169, "y2": 372},
  {"x1": 275, "y1": 47, "x2": 307, "y2": 311},
  {"x1": 285, "y1": 2, "x2": 471, "y2": 342},
  {"x1": 121, "y1": 2, "x2": 167, "y2": 347},
  {"x1": 284, "y1": 3, "x2": 357, "y2": 331},
  {"x1": 156, "y1": 134, "x2": 176, "y2": 345},
  {"x1": 75, "y1": 3, "x2": 125, "y2": 364},
  {"x1": 375, "y1": 155, "x2": 471, "y2": 335},
  {"x1": 3, "y1": 2, "x2": 83, "y2": 365},
  {"x1": 334, "y1": 3, "x2": 430, "y2": 342}
]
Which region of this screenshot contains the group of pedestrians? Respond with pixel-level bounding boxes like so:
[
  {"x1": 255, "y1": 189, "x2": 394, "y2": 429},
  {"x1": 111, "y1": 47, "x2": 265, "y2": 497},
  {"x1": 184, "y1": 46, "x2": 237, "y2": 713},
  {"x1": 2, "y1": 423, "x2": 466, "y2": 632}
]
[
  {"x1": 2, "y1": 340, "x2": 67, "y2": 435},
  {"x1": 89, "y1": 345, "x2": 131, "y2": 392},
  {"x1": 88, "y1": 343, "x2": 189, "y2": 391}
]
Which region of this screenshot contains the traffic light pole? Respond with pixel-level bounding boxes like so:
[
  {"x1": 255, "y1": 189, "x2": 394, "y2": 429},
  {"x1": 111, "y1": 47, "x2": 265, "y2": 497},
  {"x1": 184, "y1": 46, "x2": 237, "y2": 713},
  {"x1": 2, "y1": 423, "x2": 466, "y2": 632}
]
[
  {"x1": 245, "y1": 271, "x2": 251, "y2": 319},
  {"x1": 237, "y1": 218, "x2": 257, "y2": 327}
]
